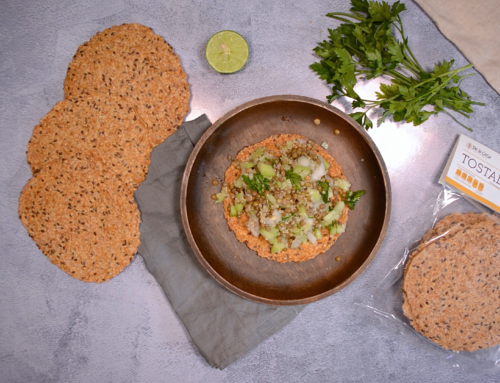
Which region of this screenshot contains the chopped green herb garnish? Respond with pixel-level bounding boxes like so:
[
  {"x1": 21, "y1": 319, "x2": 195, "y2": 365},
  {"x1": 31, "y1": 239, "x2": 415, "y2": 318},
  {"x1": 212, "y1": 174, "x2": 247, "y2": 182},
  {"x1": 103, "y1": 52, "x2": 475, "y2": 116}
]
[
  {"x1": 279, "y1": 213, "x2": 297, "y2": 224},
  {"x1": 317, "y1": 180, "x2": 330, "y2": 203},
  {"x1": 242, "y1": 173, "x2": 270, "y2": 195},
  {"x1": 285, "y1": 170, "x2": 302, "y2": 190},
  {"x1": 344, "y1": 190, "x2": 365, "y2": 210}
]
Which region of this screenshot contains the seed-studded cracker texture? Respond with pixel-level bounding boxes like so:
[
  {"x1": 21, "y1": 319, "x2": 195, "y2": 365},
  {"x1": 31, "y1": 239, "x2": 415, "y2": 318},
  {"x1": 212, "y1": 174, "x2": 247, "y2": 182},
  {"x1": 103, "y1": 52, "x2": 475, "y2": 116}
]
[
  {"x1": 19, "y1": 158, "x2": 141, "y2": 283},
  {"x1": 20, "y1": 23, "x2": 191, "y2": 283},
  {"x1": 402, "y1": 213, "x2": 489, "y2": 323},
  {"x1": 407, "y1": 212, "x2": 489, "y2": 264},
  {"x1": 402, "y1": 213, "x2": 500, "y2": 352},
  {"x1": 63, "y1": 23, "x2": 190, "y2": 147},
  {"x1": 27, "y1": 93, "x2": 151, "y2": 191},
  {"x1": 223, "y1": 134, "x2": 349, "y2": 263}
]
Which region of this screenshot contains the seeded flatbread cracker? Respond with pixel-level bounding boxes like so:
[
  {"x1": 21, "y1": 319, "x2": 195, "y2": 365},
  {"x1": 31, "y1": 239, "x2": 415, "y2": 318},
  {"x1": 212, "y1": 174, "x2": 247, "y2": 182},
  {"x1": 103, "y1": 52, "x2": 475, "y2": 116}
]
[
  {"x1": 402, "y1": 213, "x2": 490, "y2": 328},
  {"x1": 223, "y1": 134, "x2": 349, "y2": 263},
  {"x1": 19, "y1": 158, "x2": 141, "y2": 283},
  {"x1": 27, "y1": 93, "x2": 151, "y2": 191},
  {"x1": 21, "y1": 23, "x2": 192, "y2": 283},
  {"x1": 64, "y1": 23, "x2": 190, "y2": 147},
  {"x1": 402, "y1": 214, "x2": 500, "y2": 351}
]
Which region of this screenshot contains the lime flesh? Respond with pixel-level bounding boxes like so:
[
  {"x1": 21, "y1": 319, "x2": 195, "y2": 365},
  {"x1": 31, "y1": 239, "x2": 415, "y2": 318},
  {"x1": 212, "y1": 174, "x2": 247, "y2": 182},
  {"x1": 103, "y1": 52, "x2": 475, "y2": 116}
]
[{"x1": 205, "y1": 30, "x2": 249, "y2": 73}]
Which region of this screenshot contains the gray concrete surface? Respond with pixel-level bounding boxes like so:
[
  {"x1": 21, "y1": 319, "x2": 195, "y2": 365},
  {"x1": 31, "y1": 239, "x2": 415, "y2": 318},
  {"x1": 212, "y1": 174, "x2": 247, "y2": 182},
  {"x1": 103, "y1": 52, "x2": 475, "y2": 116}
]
[{"x1": 2, "y1": 0, "x2": 500, "y2": 382}]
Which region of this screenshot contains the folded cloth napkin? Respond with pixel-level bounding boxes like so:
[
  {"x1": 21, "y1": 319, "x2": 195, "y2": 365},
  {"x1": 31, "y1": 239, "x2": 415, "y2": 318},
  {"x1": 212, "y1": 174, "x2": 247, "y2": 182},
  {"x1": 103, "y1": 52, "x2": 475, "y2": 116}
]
[
  {"x1": 415, "y1": 0, "x2": 500, "y2": 94},
  {"x1": 134, "y1": 115, "x2": 304, "y2": 369}
]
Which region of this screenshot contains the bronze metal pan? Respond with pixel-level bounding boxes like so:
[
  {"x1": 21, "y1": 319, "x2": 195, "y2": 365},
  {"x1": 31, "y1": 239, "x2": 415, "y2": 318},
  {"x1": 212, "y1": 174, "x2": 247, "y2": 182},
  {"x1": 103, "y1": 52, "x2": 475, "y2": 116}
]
[{"x1": 181, "y1": 95, "x2": 391, "y2": 305}]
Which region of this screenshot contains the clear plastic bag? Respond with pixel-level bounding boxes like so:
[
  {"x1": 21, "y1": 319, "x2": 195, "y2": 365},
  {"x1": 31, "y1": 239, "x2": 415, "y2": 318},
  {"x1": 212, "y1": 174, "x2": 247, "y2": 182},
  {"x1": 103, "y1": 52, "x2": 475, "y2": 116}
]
[{"x1": 358, "y1": 186, "x2": 500, "y2": 373}]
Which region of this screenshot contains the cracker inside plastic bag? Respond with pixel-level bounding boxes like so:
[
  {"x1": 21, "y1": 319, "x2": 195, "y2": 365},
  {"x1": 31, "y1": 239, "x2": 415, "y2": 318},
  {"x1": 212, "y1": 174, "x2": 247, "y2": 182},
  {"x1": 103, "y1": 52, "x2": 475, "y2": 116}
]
[{"x1": 359, "y1": 186, "x2": 500, "y2": 373}]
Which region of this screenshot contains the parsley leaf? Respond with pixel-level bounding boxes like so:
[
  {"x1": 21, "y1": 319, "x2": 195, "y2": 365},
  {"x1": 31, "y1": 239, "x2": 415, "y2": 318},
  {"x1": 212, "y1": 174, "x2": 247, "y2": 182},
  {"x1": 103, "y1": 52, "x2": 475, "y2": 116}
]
[
  {"x1": 343, "y1": 190, "x2": 365, "y2": 210},
  {"x1": 311, "y1": 0, "x2": 484, "y2": 131},
  {"x1": 279, "y1": 213, "x2": 297, "y2": 224},
  {"x1": 317, "y1": 180, "x2": 330, "y2": 203},
  {"x1": 242, "y1": 173, "x2": 270, "y2": 195},
  {"x1": 285, "y1": 170, "x2": 302, "y2": 190}
]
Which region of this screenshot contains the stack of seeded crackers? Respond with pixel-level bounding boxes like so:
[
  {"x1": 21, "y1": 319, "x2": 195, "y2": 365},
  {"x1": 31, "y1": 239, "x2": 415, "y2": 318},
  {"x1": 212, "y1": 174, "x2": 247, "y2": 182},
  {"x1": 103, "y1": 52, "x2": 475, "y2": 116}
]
[
  {"x1": 402, "y1": 212, "x2": 500, "y2": 352},
  {"x1": 19, "y1": 24, "x2": 190, "y2": 283}
]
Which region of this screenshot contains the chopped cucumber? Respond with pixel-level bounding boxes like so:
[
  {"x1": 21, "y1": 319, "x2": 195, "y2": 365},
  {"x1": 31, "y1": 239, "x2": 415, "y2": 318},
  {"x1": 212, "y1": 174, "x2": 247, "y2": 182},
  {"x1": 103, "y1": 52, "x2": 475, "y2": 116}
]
[
  {"x1": 235, "y1": 192, "x2": 245, "y2": 204},
  {"x1": 291, "y1": 226, "x2": 303, "y2": 235},
  {"x1": 307, "y1": 188, "x2": 321, "y2": 202},
  {"x1": 300, "y1": 220, "x2": 313, "y2": 233},
  {"x1": 235, "y1": 203, "x2": 244, "y2": 213},
  {"x1": 281, "y1": 179, "x2": 292, "y2": 189},
  {"x1": 328, "y1": 223, "x2": 336, "y2": 236},
  {"x1": 322, "y1": 201, "x2": 344, "y2": 224},
  {"x1": 322, "y1": 158, "x2": 331, "y2": 170},
  {"x1": 293, "y1": 165, "x2": 311, "y2": 178},
  {"x1": 333, "y1": 200, "x2": 345, "y2": 215},
  {"x1": 334, "y1": 178, "x2": 351, "y2": 192},
  {"x1": 215, "y1": 187, "x2": 228, "y2": 203},
  {"x1": 266, "y1": 194, "x2": 278, "y2": 206},
  {"x1": 229, "y1": 205, "x2": 237, "y2": 217},
  {"x1": 271, "y1": 242, "x2": 286, "y2": 253},
  {"x1": 240, "y1": 162, "x2": 254, "y2": 169},
  {"x1": 327, "y1": 186, "x2": 333, "y2": 200},
  {"x1": 323, "y1": 210, "x2": 339, "y2": 224},
  {"x1": 314, "y1": 228, "x2": 323, "y2": 240},
  {"x1": 259, "y1": 227, "x2": 279, "y2": 241},
  {"x1": 233, "y1": 177, "x2": 244, "y2": 188},
  {"x1": 329, "y1": 222, "x2": 346, "y2": 236},
  {"x1": 251, "y1": 147, "x2": 264, "y2": 159},
  {"x1": 257, "y1": 162, "x2": 276, "y2": 178},
  {"x1": 297, "y1": 206, "x2": 307, "y2": 216}
]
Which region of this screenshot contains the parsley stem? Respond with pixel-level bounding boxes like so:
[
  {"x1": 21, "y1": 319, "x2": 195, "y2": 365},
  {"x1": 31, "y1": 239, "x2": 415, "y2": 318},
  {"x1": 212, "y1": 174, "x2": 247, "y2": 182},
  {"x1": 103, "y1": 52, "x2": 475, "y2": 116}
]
[
  {"x1": 279, "y1": 213, "x2": 297, "y2": 224},
  {"x1": 387, "y1": 69, "x2": 413, "y2": 85},
  {"x1": 441, "y1": 97, "x2": 485, "y2": 106},
  {"x1": 442, "y1": 103, "x2": 471, "y2": 118},
  {"x1": 396, "y1": 15, "x2": 424, "y2": 72},
  {"x1": 401, "y1": 59, "x2": 421, "y2": 77},
  {"x1": 442, "y1": 110, "x2": 473, "y2": 132},
  {"x1": 327, "y1": 12, "x2": 365, "y2": 22}
]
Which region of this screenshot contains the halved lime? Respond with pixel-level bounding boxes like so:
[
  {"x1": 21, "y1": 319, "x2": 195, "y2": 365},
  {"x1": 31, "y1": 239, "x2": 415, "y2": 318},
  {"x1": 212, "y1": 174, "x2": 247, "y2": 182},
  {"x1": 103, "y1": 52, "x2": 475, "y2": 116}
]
[{"x1": 205, "y1": 30, "x2": 249, "y2": 74}]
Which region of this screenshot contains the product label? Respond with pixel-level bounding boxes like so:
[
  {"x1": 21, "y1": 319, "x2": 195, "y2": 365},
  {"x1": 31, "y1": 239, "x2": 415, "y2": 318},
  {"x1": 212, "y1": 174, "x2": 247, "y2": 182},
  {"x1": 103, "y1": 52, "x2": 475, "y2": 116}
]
[{"x1": 439, "y1": 134, "x2": 500, "y2": 213}]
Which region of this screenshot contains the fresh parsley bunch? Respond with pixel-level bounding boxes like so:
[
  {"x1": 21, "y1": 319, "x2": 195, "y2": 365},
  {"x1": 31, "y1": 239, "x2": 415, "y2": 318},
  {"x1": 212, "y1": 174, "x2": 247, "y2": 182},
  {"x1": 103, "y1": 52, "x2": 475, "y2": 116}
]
[{"x1": 310, "y1": 0, "x2": 484, "y2": 131}]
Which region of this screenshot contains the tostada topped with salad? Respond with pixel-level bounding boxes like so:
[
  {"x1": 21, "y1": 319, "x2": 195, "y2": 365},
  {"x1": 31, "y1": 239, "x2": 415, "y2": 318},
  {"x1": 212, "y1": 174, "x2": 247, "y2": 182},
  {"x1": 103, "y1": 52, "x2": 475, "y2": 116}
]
[{"x1": 214, "y1": 133, "x2": 364, "y2": 263}]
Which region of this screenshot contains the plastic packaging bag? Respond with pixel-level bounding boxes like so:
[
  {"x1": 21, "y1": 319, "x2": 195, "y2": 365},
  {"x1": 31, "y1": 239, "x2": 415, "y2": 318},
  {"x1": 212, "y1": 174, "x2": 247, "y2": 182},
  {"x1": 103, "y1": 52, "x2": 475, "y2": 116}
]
[{"x1": 359, "y1": 186, "x2": 500, "y2": 373}]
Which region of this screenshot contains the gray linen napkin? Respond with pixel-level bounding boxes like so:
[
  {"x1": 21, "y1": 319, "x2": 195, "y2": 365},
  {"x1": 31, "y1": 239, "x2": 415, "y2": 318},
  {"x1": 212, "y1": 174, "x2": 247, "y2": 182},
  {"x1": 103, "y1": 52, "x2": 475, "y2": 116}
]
[{"x1": 134, "y1": 115, "x2": 303, "y2": 369}]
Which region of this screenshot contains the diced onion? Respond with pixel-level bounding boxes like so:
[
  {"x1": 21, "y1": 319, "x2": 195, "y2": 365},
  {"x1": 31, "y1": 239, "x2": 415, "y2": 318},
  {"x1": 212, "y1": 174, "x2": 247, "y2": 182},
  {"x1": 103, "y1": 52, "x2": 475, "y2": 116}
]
[
  {"x1": 246, "y1": 215, "x2": 260, "y2": 237},
  {"x1": 310, "y1": 159, "x2": 326, "y2": 182},
  {"x1": 306, "y1": 230, "x2": 317, "y2": 246},
  {"x1": 312, "y1": 200, "x2": 323, "y2": 211},
  {"x1": 297, "y1": 156, "x2": 310, "y2": 167},
  {"x1": 261, "y1": 209, "x2": 282, "y2": 227},
  {"x1": 291, "y1": 235, "x2": 303, "y2": 249}
]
